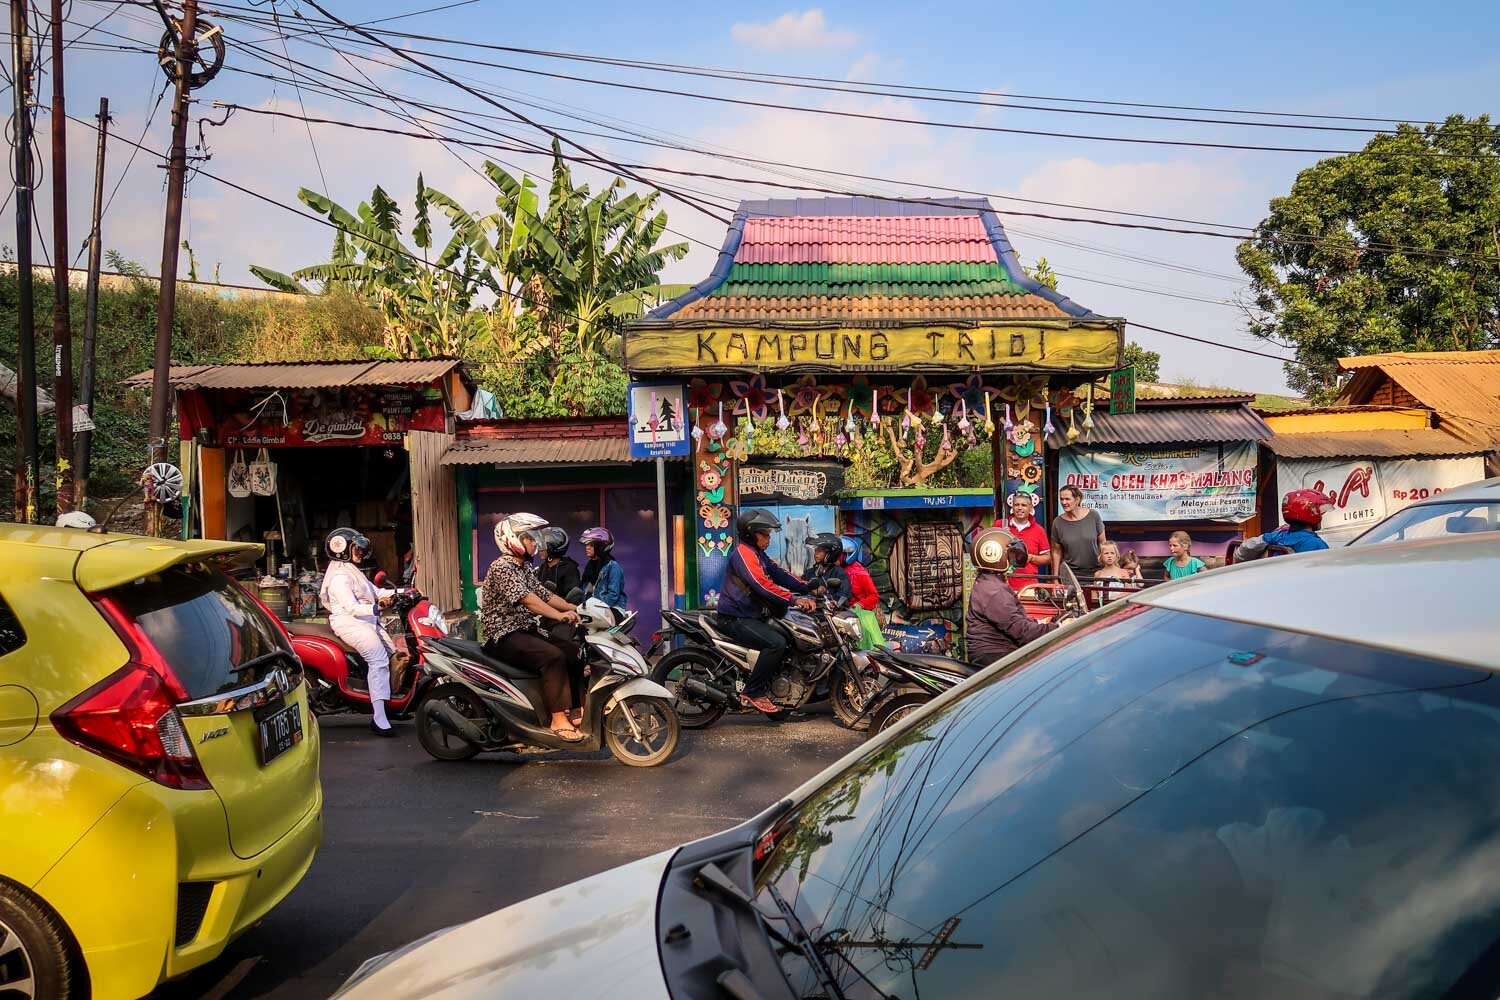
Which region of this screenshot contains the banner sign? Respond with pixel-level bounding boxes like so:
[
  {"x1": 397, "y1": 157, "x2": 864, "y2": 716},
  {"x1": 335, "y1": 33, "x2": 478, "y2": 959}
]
[
  {"x1": 1109, "y1": 366, "x2": 1136, "y2": 415},
  {"x1": 214, "y1": 387, "x2": 445, "y2": 448},
  {"x1": 626, "y1": 324, "x2": 1120, "y2": 373},
  {"x1": 738, "y1": 460, "x2": 845, "y2": 504},
  {"x1": 1277, "y1": 456, "x2": 1485, "y2": 543},
  {"x1": 1059, "y1": 443, "x2": 1259, "y2": 522},
  {"x1": 627, "y1": 381, "x2": 690, "y2": 459}
]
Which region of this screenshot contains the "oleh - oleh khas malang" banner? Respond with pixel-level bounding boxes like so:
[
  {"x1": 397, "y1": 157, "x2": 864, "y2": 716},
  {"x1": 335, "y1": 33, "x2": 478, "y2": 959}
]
[{"x1": 1059, "y1": 443, "x2": 1259, "y2": 522}]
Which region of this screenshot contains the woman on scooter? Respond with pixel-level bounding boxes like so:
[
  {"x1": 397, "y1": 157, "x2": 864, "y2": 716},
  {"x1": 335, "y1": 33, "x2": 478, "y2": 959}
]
[
  {"x1": 320, "y1": 528, "x2": 399, "y2": 737},
  {"x1": 580, "y1": 527, "x2": 627, "y2": 608},
  {"x1": 480, "y1": 513, "x2": 587, "y2": 742}
]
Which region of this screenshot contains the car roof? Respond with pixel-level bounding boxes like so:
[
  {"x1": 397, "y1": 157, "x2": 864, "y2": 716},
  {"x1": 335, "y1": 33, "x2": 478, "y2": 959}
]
[
  {"x1": 1132, "y1": 533, "x2": 1495, "y2": 671},
  {"x1": 0, "y1": 525, "x2": 260, "y2": 592},
  {"x1": 1406, "y1": 476, "x2": 1500, "y2": 506}
]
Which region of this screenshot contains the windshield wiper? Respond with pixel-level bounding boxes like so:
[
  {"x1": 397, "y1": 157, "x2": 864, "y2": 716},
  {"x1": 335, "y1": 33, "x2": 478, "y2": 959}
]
[{"x1": 690, "y1": 863, "x2": 848, "y2": 1000}]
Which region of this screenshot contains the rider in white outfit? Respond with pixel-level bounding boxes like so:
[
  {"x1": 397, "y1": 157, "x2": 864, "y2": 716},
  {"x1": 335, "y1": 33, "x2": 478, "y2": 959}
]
[{"x1": 319, "y1": 528, "x2": 397, "y2": 737}]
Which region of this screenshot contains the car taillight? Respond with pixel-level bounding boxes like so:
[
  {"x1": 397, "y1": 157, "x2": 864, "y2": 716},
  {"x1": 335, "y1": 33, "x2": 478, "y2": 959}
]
[{"x1": 49, "y1": 596, "x2": 210, "y2": 790}]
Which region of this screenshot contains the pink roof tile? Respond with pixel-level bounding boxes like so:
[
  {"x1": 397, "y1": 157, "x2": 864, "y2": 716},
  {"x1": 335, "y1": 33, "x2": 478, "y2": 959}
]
[
  {"x1": 740, "y1": 215, "x2": 991, "y2": 245},
  {"x1": 735, "y1": 240, "x2": 997, "y2": 264}
]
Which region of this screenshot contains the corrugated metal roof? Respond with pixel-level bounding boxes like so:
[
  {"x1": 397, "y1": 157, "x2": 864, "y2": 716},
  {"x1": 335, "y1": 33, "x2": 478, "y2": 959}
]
[
  {"x1": 1340, "y1": 350, "x2": 1500, "y2": 370},
  {"x1": 673, "y1": 293, "x2": 1068, "y2": 321},
  {"x1": 123, "y1": 359, "x2": 461, "y2": 390},
  {"x1": 1381, "y1": 364, "x2": 1500, "y2": 431},
  {"x1": 441, "y1": 437, "x2": 635, "y2": 467},
  {"x1": 1264, "y1": 428, "x2": 1488, "y2": 459},
  {"x1": 1048, "y1": 404, "x2": 1272, "y2": 447}
]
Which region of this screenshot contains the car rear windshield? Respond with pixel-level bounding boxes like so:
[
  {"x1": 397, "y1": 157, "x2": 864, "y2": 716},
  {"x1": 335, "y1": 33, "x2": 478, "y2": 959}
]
[
  {"x1": 1354, "y1": 500, "x2": 1500, "y2": 545},
  {"x1": 752, "y1": 604, "x2": 1500, "y2": 999},
  {"x1": 109, "y1": 564, "x2": 292, "y2": 700}
]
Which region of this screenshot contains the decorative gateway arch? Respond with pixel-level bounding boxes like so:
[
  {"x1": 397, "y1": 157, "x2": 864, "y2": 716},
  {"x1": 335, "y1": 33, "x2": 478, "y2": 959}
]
[{"x1": 625, "y1": 197, "x2": 1124, "y2": 650}]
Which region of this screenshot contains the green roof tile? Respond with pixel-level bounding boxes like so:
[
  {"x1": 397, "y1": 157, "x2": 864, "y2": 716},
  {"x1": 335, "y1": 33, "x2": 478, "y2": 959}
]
[{"x1": 707, "y1": 261, "x2": 1029, "y2": 300}]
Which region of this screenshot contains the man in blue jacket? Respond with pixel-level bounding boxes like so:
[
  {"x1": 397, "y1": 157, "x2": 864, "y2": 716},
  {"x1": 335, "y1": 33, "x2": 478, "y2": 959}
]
[{"x1": 718, "y1": 508, "x2": 816, "y2": 715}]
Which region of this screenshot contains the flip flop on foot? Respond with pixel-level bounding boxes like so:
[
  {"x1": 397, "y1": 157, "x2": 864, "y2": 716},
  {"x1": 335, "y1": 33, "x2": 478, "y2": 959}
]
[
  {"x1": 550, "y1": 725, "x2": 586, "y2": 743},
  {"x1": 741, "y1": 693, "x2": 779, "y2": 715}
]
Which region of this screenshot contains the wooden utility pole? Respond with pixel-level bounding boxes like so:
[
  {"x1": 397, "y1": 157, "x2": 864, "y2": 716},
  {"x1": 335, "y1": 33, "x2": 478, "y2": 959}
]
[
  {"x1": 147, "y1": 0, "x2": 199, "y2": 533},
  {"x1": 76, "y1": 97, "x2": 109, "y2": 506},
  {"x1": 49, "y1": 0, "x2": 74, "y2": 515},
  {"x1": 10, "y1": 0, "x2": 38, "y2": 522}
]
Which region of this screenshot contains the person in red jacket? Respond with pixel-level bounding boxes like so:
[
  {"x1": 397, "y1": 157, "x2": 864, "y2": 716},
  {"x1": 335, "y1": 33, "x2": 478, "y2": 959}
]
[
  {"x1": 994, "y1": 491, "x2": 1051, "y2": 591},
  {"x1": 840, "y1": 537, "x2": 881, "y2": 612}
]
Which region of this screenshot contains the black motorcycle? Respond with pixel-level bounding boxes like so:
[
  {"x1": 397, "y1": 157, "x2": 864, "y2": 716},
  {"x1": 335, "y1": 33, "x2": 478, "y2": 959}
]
[
  {"x1": 649, "y1": 600, "x2": 879, "y2": 730},
  {"x1": 858, "y1": 646, "x2": 981, "y2": 737}
]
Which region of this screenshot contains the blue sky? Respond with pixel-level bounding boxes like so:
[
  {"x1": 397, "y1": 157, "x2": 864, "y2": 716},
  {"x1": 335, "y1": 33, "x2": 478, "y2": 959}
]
[{"x1": 13, "y1": 0, "x2": 1500, "y2": 393}]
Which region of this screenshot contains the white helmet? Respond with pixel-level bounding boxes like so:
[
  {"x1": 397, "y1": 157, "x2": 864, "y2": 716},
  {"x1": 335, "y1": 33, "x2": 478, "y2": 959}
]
[
  {"x1": 495, "y1": 512, "x2": 549, "y2": 559},
  {"x1": 56, "y1": 510, "x2": 97, "y2": 530}
]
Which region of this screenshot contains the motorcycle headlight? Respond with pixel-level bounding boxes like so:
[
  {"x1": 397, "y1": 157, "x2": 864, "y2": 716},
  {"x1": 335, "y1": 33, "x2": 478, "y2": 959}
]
[{"x1": 835, "y1": 615, "x2": 862, "y2": 639}]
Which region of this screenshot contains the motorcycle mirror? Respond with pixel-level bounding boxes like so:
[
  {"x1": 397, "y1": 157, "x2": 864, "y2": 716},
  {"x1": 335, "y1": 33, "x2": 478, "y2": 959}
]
[{"x1": 374, "y1": 570, "x2": 389, "y2": 587}]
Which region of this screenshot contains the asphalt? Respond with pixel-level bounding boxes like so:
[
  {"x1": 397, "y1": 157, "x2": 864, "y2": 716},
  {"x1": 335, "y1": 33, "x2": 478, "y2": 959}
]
[{"x1": 149, "y1": 708, "x2": 864, "y2": 999}]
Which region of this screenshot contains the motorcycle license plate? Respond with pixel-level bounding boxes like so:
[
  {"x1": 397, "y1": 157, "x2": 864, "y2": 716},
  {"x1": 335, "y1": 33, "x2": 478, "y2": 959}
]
[{"x1": 258, "y1": 702, "x2": 304, "y2": 766}]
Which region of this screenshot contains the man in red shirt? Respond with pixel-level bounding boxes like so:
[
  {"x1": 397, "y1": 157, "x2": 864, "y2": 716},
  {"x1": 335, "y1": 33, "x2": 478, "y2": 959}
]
[{"x1": 994, "y1": 492, "x2": 1051, "y2": 591}]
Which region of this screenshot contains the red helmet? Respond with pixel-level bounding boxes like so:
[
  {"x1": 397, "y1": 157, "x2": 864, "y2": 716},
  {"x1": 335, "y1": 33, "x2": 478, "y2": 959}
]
[{"x1": 1282, "y1": 489, "x2": 1335, "y2": 528}]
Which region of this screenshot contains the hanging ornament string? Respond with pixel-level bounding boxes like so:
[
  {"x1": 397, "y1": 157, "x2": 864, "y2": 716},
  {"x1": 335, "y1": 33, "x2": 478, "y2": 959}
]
[{"x1": 871, "y1": 388, "x2": 881, "y2": 426}]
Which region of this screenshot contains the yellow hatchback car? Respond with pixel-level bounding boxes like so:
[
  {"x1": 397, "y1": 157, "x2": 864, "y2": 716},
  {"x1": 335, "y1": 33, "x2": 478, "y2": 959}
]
[{"x1": 0, "y1": 525, "x2": 322, "y2": 999}]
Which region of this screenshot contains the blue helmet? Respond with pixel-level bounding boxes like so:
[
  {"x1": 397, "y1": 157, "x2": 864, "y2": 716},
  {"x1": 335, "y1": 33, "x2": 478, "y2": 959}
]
[{"x1": 840, "y1": 536, "x2": 859, "y2": 564}]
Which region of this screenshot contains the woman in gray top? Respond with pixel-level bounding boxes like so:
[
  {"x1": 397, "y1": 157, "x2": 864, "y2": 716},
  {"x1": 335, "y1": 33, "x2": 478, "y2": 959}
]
[{"x1": 1051, "y1": 484, "x2": 1108, "y2": 577}]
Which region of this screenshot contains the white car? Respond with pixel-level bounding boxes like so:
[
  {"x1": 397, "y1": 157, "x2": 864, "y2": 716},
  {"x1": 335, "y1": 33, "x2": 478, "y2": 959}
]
[
  {"x1": 1349, "y1": 475, "x2": 1500, "y2": 545},
  {"x1": 336, "y1": 535, "x2": 1499, "y2": 1000}
]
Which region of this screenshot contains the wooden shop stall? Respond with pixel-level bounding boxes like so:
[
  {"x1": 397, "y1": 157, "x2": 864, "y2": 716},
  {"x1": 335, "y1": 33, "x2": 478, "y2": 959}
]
[
  {"x1": 125, "y1": 359, "x2": 470, "y2": 616},
  {"x1": 624, "y1": 196, "x2": 1126, "y2": 656}
]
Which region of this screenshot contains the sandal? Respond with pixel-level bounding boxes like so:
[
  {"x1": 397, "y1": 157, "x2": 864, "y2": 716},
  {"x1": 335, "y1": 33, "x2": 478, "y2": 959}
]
[
  {"x1": 568, "y1": 709, "x2": 584, "y2": 727},
  {"x1": 550, "y1": 726, "x2": 586, "y2": 743}
]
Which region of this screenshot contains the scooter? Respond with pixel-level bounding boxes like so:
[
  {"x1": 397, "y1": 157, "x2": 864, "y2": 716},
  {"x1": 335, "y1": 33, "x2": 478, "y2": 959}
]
[
  {"x1": 649, "y1": 599, "x2": 881, "y2": 730},
  {"x1": 290, "y1": 583, "x2": 448, "y2": 717},
  {"x1": 412, "y1": 598, "x2": 681, "y2": 767}
]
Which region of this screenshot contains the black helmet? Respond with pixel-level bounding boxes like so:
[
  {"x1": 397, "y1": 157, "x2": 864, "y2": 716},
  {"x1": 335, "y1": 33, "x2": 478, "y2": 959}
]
[
  {"x1": 807, "y1": 532, "x2": 842, "y2": 561},
  {"x1": 325, "y1": 527, "x2": 370, "y2": 563},
  {"x1": 539, "y1": 527, "x2": 570, "y2": 558},
  {"x1": 736, "y1": 508, "x2": 781, "y2": 543}
]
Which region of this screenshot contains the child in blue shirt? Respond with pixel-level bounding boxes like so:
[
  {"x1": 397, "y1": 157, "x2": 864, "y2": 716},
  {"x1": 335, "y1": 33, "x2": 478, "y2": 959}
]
[{"x1": 1164, "y1": 530, "x2": 1208, "y2": 580}]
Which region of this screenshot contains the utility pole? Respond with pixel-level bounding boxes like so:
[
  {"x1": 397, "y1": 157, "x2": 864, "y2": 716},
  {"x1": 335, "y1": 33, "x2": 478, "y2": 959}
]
[
  {"x1": 76, "y1": 97, "x2": 109, "y2": 506},
  {"x1": 50, "y1": 0, "x2": 74, "y2": 515},
  {"x1": 10, "y1": 0, "x2": 38, "y2": 523},
  {"x1": 147, "y1": 0, "x2": 199, "y2": 533}
]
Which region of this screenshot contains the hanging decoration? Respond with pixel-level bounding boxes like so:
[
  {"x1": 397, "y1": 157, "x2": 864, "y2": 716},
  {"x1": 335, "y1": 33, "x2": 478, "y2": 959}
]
[
  {"x1": 709, "y1": 402, "x2": 728, "y2": 441},
  {"x1": 1043, "y1": 398, "x2": 1056, "y2": 437},
  {"x1": 786, "y1": 375, "x2": 825, "y2": 418},
  {"x1": 997, "y1": 374, "x2": 1049, "y2": 421},
  {"x1": 729, "y1": 373, "x2": 771, "y2": 421},
  {"x1": 687, "y1": 378, "x2": 722, "y2": 422},
  {"x1": 846, "y1": 375, "x2": 875, "y2": 420},
  {"x1": 982, "y1": 394, "x2": 996, "y2": 437},
  {"x1": 775, "y1": 389, "x2": 790, "y2": 431},
  {"x1": 871, "y1": 388, "x2": 881, "y2": 426},
  {"x1": 1003, "y1": 403, "x2": 1015, "y2": 437}
]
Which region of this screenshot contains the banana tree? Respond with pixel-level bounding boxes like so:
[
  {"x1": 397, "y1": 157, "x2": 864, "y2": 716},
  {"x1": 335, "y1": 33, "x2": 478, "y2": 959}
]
[{"x1": 251, "y1": 177, "x2": 486, "y2": 359}]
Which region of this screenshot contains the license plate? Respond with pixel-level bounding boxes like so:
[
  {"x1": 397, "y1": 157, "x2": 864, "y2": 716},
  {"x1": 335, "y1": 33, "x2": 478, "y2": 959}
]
[{"x1": 258, "y1": 702, "x2": 304, "y2": 766}]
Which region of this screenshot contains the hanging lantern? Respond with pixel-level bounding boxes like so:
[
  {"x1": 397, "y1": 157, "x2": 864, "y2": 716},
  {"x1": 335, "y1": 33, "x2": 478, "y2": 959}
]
[
  {"x1": 845, "y1": 410, "x2": 857, "y2": 436},
  {"x1": 941, "y1": 422, "x2": 952, "y2": 453},
  {"x1": 1081, "y1": 392, "x2": 1095, "y2": 432},
  {"x1": 871, "y1": 388, "x2": 881, "y2": 426},
  {"x1": 1043, "y1": 398, "x2": 1056, "y2": 436},
  {"x1": 982, "y1": 394, "x2": 996, "y2": 436},
  {"x1": 709, "y1": 402, "x2": 728, "y2": 441},
  {"x1": 957, "y1": 399, "x2": 971, "y2": 435},
  {"x1": 1003, "y1": 403, "x2": 1015, "y2": 436},
  {"x1": 691, "y1": 423, "x2": 704, "y2": 446},
  {"x1": 797, "y1": 419, "x2": 809, "y2": 447},
  {"x1": 775, "y1": 389, "x2": 790, "y2": 431},
  {"x1": 1067, "y1": 410, "x2": 1081, "y2": 443}
]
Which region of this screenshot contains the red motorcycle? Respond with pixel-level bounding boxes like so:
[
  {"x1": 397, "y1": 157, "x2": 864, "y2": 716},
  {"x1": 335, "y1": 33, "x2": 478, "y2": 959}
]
[{"x1": 290, "y1": 579, "x2": 448, "y2": 717}]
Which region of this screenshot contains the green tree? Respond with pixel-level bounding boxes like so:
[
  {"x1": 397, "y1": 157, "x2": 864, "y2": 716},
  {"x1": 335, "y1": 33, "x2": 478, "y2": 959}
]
[
  {"x1": 1236, "y1": 115, "x2": 1500, "y2": 399},
  {"x1": 1122, "y1": 341, "x2": 1160, "y2": 382}
]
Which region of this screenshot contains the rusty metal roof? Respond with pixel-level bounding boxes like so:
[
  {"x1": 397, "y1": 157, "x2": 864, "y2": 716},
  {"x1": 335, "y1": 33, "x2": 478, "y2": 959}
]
[
  {"x1": 1340, "y1": 350, "x2": 1500, "y2": 370},
  {"x1": 1265, "y1": 428, "x2": 1488, "y2": 459},
  {"x1": 1336, "y1": 351, "x2": 1500, "y2": 437},
  {"x1": 1049, "y1": 403, "x2": 1272, "y2": 447},
  {"x1": 441, "y1": 437, "x2": 637, "y2": 467},
  {"x1": 123, "y1": 359, "x2": 461, "y2": 390}
]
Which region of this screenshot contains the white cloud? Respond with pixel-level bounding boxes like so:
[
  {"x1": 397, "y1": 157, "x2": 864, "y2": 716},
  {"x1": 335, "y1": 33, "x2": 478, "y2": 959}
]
[
  {"x1": 1010, "y1": 157, "x2": 1245, "y2": 216},
  {"x1": 730, "y1": 9, "x2": 858, "y2": 51}
]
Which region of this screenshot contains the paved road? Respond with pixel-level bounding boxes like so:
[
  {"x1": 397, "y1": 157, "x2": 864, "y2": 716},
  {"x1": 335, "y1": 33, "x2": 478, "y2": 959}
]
[{"x1": 152, "y1": 710, "x2": 863, "y2": 999}]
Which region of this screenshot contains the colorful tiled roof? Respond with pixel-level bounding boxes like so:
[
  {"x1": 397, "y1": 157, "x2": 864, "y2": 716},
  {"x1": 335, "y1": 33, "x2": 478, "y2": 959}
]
[{"x1": 649, "y1": 197, "x2": 1098, "y2": 324}]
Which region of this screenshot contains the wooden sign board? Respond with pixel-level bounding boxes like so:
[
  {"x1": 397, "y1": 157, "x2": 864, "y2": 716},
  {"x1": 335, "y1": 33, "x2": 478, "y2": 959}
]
[
  {"x1": 626, "y1": 324, "x2": 1120, "y2": 373},
  {"x1": 1109, "y1": 366, "x2": 1137, "y2": 415}
]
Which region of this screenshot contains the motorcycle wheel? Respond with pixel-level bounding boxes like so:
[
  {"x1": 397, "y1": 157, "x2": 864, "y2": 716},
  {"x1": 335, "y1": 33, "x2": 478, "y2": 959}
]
[
  {"x1": 651, "y1": 648, "x2": 729, "y2": 729},
  {"x1": 829, "y1": 667, "x2": 872, "y2": 732},
  {"x1": 604, "y1": 697, "x2": 680, "y2": 767},
  {"x1": 415, "y1": 686, "x2": 485, "y2": 761},
  {"x1": 868, "y1": 693, "x2": 931, "y2": 738}
]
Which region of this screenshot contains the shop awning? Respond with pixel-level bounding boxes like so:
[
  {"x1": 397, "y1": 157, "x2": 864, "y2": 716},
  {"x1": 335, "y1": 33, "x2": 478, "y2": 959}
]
[
  {"x1": 1264, "y1": 428, "x2": 1487, "y2": 460},
  {"x1": 442, "y1": 437, "x2": 638, "y2": 467},
  {"x1": 123, "y1": 359, "x2": 462, "y2": 390},
  {"x1": 1048, "y1": 401, "x2": 1272, "y2": 448}
]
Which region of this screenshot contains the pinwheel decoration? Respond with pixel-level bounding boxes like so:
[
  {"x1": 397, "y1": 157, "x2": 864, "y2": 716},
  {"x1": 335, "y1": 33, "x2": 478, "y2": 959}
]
[
  {"x1": 785, "y1": 375, "x2": 825, "y2": 417},
  {"x1": 997, "y1": 374, "x2": 1050, "y2": 420},
  {"x1": 729, "y1": 373, "x2": 771, "y2": 421}
]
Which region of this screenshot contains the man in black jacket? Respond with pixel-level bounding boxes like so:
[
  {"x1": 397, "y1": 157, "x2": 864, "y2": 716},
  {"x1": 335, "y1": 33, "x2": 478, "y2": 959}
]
[{"x1": 966, "y1": 527, "x2": 1058, "y2": 665}]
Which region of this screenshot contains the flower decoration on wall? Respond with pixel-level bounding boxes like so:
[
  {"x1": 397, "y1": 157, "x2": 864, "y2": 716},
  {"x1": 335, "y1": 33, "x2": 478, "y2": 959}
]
[
  {"x1": 907, "y1": 375, "x2": 937, "y2": 418},
  {"x1": 724, "y1": 435, "x2": 749, "y2": 463},
  {"x1": 875, "y1": 385, "x2": 903, "y2": 417},
  {"x1": 729, "y1": 373, "x2": 770, "y2": 421},
  {"x1": 700, "y1": 503, "x2": 731, "y2": 529},
  {"x1": 948, "y1": 374, "x2": 1000, "y2": 416},
  {"x1": 785, "y1": 375, "x2": 825, "y2": 417},
  {"x1": 997, "y1": 374, "x2": 1049, "y2": 420},
  {"x1": 687, "y1": 378, "x2": 722, "y2": 419}
]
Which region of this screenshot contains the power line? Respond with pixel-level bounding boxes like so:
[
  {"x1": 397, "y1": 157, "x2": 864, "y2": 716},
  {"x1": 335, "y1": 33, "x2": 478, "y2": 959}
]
[
  {"x1": 63, "y1": 111, "x2": 1314, "y2": 372},
  {"x1": 270, "y1": 5, "x2": 328, "y2": 196},
  {"x1": 190, "y1": 5, "x2": 1500, "y2": 158},
  {"x1": 185, "y1": 0, "x2": 1486, "y2": 130}
]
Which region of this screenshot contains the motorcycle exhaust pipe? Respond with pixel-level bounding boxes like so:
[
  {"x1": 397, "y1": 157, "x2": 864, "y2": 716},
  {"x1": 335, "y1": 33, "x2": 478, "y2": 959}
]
[
  {"x1": 428, "y1": 700, "x2": 487, "y2": 744},
  {"x1": 681, "y1": 676, "x2": 735, "y2": 706}
]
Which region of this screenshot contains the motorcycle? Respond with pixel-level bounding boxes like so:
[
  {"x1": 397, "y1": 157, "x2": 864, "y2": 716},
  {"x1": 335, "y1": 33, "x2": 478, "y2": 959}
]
[
  {"x1": 290, "y1": 582, "x2": 448, "y2": 718},
  {"x1": 412, "y1": 597, "x2": 681, "y2": 767},
  {"x1": 649, "y1": 599, "x2": 881, "y2": 730}
]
